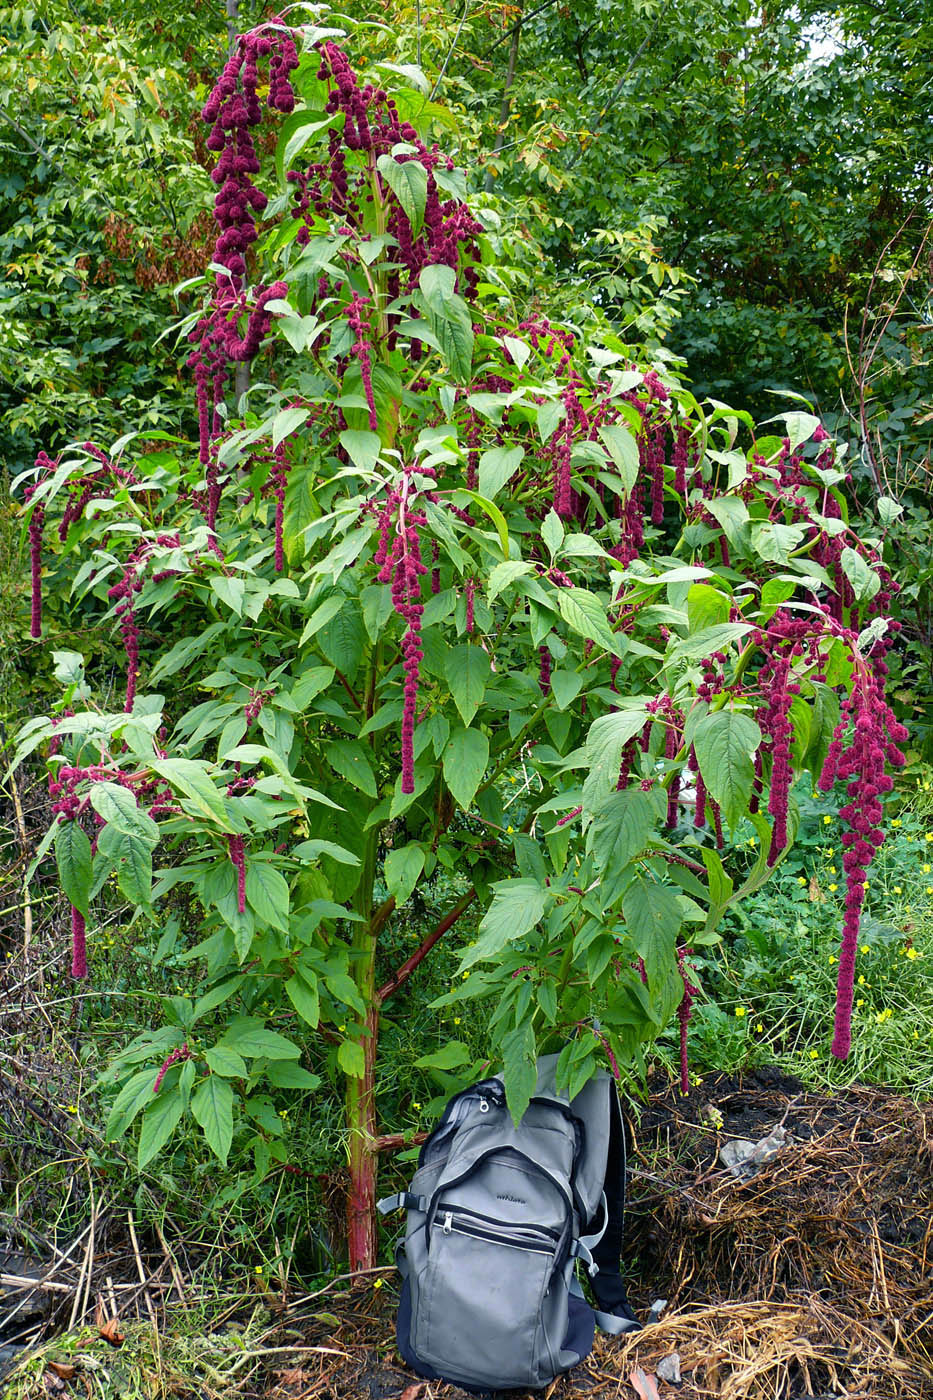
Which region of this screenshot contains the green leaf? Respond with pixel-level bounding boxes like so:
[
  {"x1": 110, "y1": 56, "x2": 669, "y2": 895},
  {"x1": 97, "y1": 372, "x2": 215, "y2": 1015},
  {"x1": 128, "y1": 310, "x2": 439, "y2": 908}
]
[
  {"x1": 275, "y1": 110, "x2": 334, "y2": 183},
  {"x1": 478, "y1": 445, "x2": 524, "y2": 501},
  {"x1": 376, "y1": 154, "x2": 428, "y2": 234},
  {"x1": 501, "y1": 1023, "x2": 537, "y2": 1126},
  {"x1": 245, "y1": 862, "x2": 290, "y2": 934},
  {"x1": 664, "y1": 623, "x2": 753, "y2": 668},
  {"x1": 541, "y1": 509, "x2": 564, "y2": 559},
  {"x1": 107, "y1": 828, "x2": 153, "y2": 906},
  {"x1": 457, "y1": 489, "x2": 510, "y2": 556},
  {"x1": 460, "y1": 879, "x2": 548, "y2": 971},
  {"x1": 418, "y1": 265, "x2": 474, "y2": 382},
  {"x1": 558, "y1": 587, "x2": 621, "y2": 657},
  {"x1": 318, "y1": 606, "x2": 365, "y2": 682},
  {"x1": 54, "y1": 820, "x2": 92, "y2": 918},
  {"x1": 150, "y1": 758, "x2": 233, "y2": 830},
  {"x1": 550, "y1": 669, "x2": 582, "y2": 710},
  {"x1": 291, "y1": 665, "x2": 336, "y2": 710},
  {"x1": 686, "y1": 584, "x2": 731, "y2": 633},
  {"x1": 622, "y1": 878, "x2": 681, "y2": 992},
  {"x1": 106, "y1": 1067, "x2": 161, "y2": 1140},
  {"x1": 337, "y1": 1039, "x2": 366, "y2": 1078},
  {"x1": 204, "y1": 1045, "x2": 248, "y2": 1078},
  {"x1": 299, "y1": 594, "x2": 346, "y2": 646},
  {"x1": 487, "y1": 561, "x2": 534, "y2": 602},
  {"x1": 384, "y1": 844, "x2": 426, "y2": 906},
  {"x1": 272, "y1": 406, "x2": 311, "y2": 449},
  {"x1": 415, "y1": 1041, "x2": 471, "y2": 1070},
  {"x1": 692, "y1": 709, "x2": 762, "y2": 830},
  {"x1": 338, "y1": 429, "x2": 381, "y2": 473},
  {"x1": 443, "y1": 727, "x2": 489, "y2": 809},
  {"x1": 191, "y1": 1076, "x2": 234, "y2": 1165},
  {"x1": 88, "y1": 782, "x2": 159, "y2": 843},
  {"x1": 218, "y1": 1017, "x2": 301, "y2": 1060},
  {"x1": 210, "y1": 574, "x2": 246, "y2": 616},
  {"x1": 150, "y1": 623, "x2": 226, "y2": 683},
  {"x1": 445, "y1": 645, "x2": 491, "y2": 725},
  {"x1": 582, "y1": 708, "x2": 649, "y2": 811},
  {"x1": 264, "y1": 1062, "x2": 322, "y2": 1089},
  {"x1": 327, "y1": 738, "x2": 377, "y2": 798},
  {"x1": 285, "y1": 973, "x2": 320, "y2": 1028},
  {"x1": 840, "y1": 547, "x2": 881, "y2": 603},
  {"x1": 598, "y1": 423, "x2": 639, "y2": 497},
  {"x1": 138, "y1": 1088, "x2": 184, "y2": 1168},
  {"x1": 701, "y1": 847, "x2": 734, "y2": 910},
  {"x1": 590, "y1": 788, "x2": 656, "y2": 874}
]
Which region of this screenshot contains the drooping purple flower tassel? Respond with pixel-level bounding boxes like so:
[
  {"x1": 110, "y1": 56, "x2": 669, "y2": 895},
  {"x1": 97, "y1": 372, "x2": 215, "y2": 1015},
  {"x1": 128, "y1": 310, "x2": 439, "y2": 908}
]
[{"x1": 71, "y1": 906, "x2": 87, "y2": 979}]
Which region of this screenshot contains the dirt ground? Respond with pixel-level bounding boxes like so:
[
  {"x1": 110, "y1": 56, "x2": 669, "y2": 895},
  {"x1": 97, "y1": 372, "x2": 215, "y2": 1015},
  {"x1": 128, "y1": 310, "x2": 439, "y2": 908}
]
[{"x1": 4, "y1": 1070, "x2": 932, "y2": 1400}]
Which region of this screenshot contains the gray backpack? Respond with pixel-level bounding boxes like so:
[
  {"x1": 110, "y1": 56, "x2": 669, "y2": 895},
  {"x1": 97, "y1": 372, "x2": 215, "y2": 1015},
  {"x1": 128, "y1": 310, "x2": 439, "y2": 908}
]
[{"x1": 377, "y1": 1053, "x2": 640, "y2": 1392}]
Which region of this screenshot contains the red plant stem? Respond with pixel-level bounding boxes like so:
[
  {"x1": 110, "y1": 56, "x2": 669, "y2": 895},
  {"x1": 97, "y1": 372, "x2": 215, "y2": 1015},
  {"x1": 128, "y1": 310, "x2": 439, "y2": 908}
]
[
  {"x1": 71, "y1": 906, "x2": 87, "y2": 978},
  {"x1": 376, "y1": 887, "x2": 476, "y2": 1003}
]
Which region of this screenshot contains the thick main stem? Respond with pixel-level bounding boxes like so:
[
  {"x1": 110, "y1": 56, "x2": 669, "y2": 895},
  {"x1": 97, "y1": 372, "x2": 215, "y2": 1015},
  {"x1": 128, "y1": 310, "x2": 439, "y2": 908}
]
[{"x1": 345, "y1": 823, "x2": 381, "y2": 1271}]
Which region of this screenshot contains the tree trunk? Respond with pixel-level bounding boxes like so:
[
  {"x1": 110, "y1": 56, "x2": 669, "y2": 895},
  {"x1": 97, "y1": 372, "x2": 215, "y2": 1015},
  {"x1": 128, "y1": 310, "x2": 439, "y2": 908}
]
[{"x1": 484, "y1": 11, "x2": 522, "y2": 194}]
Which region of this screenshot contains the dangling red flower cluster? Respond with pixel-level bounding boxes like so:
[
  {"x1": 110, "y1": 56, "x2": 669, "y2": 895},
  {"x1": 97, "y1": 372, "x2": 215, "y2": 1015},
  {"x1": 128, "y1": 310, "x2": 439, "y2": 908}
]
[{"x1": 375, "y1": 467, "x2": 435, "y2": 792}]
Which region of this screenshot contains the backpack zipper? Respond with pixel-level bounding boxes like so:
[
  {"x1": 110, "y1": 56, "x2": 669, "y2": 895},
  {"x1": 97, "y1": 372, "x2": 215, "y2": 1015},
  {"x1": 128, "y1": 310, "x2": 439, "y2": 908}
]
[
  {"x1": 435, "y1": 1200, "x2": 561, "y2": 1240},
  {"x1": 434, "y1": 1210, "x2": 555, "y2": 1255}
]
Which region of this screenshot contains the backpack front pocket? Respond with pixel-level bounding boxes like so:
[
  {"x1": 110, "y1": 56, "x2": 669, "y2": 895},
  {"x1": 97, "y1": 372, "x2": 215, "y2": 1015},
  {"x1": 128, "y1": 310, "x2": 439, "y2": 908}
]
[{"x1": 412, "y1": 1206, "x2": 563, "y2": 1389}]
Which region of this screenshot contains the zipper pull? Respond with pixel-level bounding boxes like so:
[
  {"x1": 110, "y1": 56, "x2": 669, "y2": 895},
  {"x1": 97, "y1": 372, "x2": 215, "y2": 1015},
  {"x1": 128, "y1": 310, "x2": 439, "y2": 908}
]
[
  {"x1": 479, "y1": 1098, "x2": 490, "y2": 1114},
  {"x1": 442, "y1": 1211, "x2": 452, "y2": 1234}
]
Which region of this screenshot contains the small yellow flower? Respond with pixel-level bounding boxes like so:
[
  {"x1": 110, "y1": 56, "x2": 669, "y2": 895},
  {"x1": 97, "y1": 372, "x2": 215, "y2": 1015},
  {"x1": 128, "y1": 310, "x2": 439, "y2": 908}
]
[
  {"x1": 925, "y1": 833, "x2": 933, "y2": 842},
  {"x1": 856, "y1": 999, "x2": 865, "y2": 1008},
  {"x1": 506, "y1": 825, "x2": 514, "y2": 834},
  {"x1": 824, "y1": 847, "x2": 835, "y2": 857},
  {"x1": 809, "y1": 1049, "x2": 819, "y2": 1059},
  {"x1": 860, "y1": 945, "x2": 870, "y2": 954},
  {"x1": 462, "y1": 971, "x2": 470, "y2": 979},
  {"x1": 735, "y1": 1006, "x2": 747, "y2": 1018},
  {"x1": 374, "y1": 1277, "x2": 384, "y2": 1289},
  {"x1": 453, "y1": 1017, "x2": 461, "y2": 1025},
  {"x1": 338, "y1": 1025, "x2": 346, "y2": 1033},
  {"x1": 906, "y1": 947, "x2": 919, "y2": 960},
  {"x1": 823, "y1": 815, "x2": 832, "y2": 824},
  {"x1": 924, "y1": 782, "x2": 931, "y2": 791},
  {"x1": 748, "y1": 837, "x2": 756, "y2": 846},
  {"x1": 255, "y1": 1265, "x2": 264, "y2": 1274},
  {"x1": 926, "y1": 887, "x2": 933, "y2": 895},
  {"x1": 862, "y1": 880, "x2": 870, "y2": 889},
  {"x1": 828, "y1": 865, "x2": 837, "y2": 874},
  {"x1": 278, "y1": 1109, "x2": 289, "y2": 1119},
  {"x1": 858, "y1": 975, "x2": 866, "y2": 985},
  {"x1": 797, "y1": 877, "x2": 807, "y2": 886},
  {"x1": 891, "y1": 819, "x2": 901, "y2": 828},
  {"x1": 924, "y1": 864, "x2": 932, "y2": 874},
  {"x1": 894, "y1": 886, "x2": 903, "y2": 894},
  {"x1": 828, "y1": 955, "x2": 836, "y2": 964},
  {"x1": 756, "y1": 1022, "x2": 764, "y2": 1033},
  {"x1": 829, "y1": 883, "x2": 838, "y2": 892},
  {"x1": 907, "y1": 835, "x2": 915, "y2": 842},
  {"x1": 412, "y1": 1102, "x2": 421, "y2": 1111}
]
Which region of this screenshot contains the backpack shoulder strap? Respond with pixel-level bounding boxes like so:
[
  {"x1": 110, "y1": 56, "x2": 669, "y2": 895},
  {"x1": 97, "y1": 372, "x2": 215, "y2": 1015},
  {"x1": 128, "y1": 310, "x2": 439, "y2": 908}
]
[{"x1": 587, "y1": 1082, "x2": 640, "y2": 1332}]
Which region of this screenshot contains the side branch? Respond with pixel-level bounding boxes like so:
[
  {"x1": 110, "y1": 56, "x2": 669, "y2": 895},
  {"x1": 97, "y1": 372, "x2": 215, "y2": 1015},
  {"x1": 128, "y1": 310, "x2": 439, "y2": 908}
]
[{"x1": 377, "y1": 887, "x2": 476, "y2": 1003}]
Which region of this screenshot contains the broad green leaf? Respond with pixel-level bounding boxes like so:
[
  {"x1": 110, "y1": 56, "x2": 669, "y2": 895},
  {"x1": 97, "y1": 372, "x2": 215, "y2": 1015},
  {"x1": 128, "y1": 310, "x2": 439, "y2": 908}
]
[
  {"x1": 337, "y1": 1039, "x2": 366, "y2": 1078},
  {"x1": 318, "y1": 606, "x2": 366, "y2": 682},
  {"x1": 457, "y1": 488, "x2": 510, "y2": 555},
  {"x1": 502, "y1": 1022, "x2": 537, "y2": 1126},
  {"x1": 272, "y1": 406, "x2": 311, "y2": 449},
  {"x1": 550, "y1": 669, "x2": 582, "y2": 710},
  {"x1": 687, "y1": 584, "x2": 731, "y2": 633},
  {"x1": 210, "y1": 575, "x2": 246, "y2": 616},
  {"x1": 840, "y1": 547, "x2": 881, "y2": 603},
  {"x1": 138, "y1": 1088, "x2": 184, "y2": 1168},
  {"x1": 191, "y1": 1076, "x2": 234, "y2": 1165},
  {"x1": 218, "y1": 1017, "x2": 301, "y2": 1059},
  {"x1": 107, "y1": 828, "x2": 153, "y2": 906},
  {"x1": 245, "y1": 862, "x2": 290, "y2": 934},
  {"x1": 264, "y1": 1062, "x2": 322, "y2": 1089},
  {"x1": 487, "y1": 560, "x2": 533, "y2": 602},
  {"x1": 415, "y1": 1041, "x2": 471, "y2": 1070},
  {"x1": 327, "y1": 737, "x2": 377, "y2": 798},
  {"x1": 692, "y1": 709, "x2": 762, "y2": 830},
  {"x1": 299, "y1": 594, "x2": 346, "y2": 646},
  {"x1": 598, "y1": 423, "x2": 639, "y2": 497},
  {"x1": 541, "y1": 509, "x2": 564, "y2": 559},
  {"x1": 445, "y1": 644, "x2": 491, "y2": 725},
  {"x1": 443, "y1": 727, "x2": 489, "y2": 809},
  {"x1": 338, "y1": 429, "x2": 381, "y2": 472},
  {"x1": 589, "y1": 788, "x2": 656, "y2": 874},
  {"x1": 622, "y1": 878, "x2": 681, "y2": 992},
  {"x1": 88, "y1": 782, "x2": 159, "y2": 843},
  {"x1": 384, "y1": 844, "x2": 426, "y2": 906},
  {"x1": 150, "y1": 758, "x2": 232, "y2": 831},
  {"x1": 285, "y1": 973, "x2": 320, "y2": 1028},
  {"x1": 459, "y1": 879, "x2": 548, "y2": 971},
  {"x1": 582, "y1": 708, "x2": 650, "y2": 811},
  {"x1": 204, "y1": 1045, "x2": 248, "y2": 1078},
  {"x1": 290, "y1": 665, "x2": 335, "y2": 710},
  {"x1": 376, "y1": 153, "x2": 428, "y2": 234},
  {"x1": 664, "y1": 623, "x2": 753, "y2": 668},
  {"x1": 557, "y1": 588, "x2": 621, "y2": 657},
  {"x1": 418, "y1": 265, "x2": 473, "y2": 382},
  {"x1": 106, "y1": 1067, "x2": 161, "y2": 1140},
  {"x1": 54, "y1": 820, "x2": 92, "y2": 918},
  {"x1": 478, "y1": 445, "x2": 524, "y2": 501}
]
